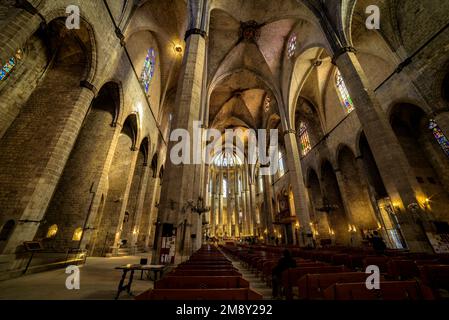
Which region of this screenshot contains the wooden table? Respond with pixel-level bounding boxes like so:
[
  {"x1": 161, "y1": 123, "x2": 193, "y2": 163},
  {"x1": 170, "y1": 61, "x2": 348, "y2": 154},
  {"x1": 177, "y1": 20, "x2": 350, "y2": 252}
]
[{"x1": 115, "y1": 264, "x2": 166, "y2": 300}]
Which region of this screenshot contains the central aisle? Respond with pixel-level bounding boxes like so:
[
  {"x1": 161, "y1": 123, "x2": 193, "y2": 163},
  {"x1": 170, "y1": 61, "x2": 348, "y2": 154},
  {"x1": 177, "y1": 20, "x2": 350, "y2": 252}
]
[{"x1": 221, "y1": 249, "x2": 272, "y2": 300}]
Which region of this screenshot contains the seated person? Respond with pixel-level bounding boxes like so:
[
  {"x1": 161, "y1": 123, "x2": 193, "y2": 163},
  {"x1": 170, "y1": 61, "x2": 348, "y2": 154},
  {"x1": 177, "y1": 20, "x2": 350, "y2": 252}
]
[
  {"x1": 272, "y1": 249, "x2": 296, "y2": 298},
  {"x1": 370, "y1": 231, "x2": 387, "y2": 255},
  {"x1": 120, "y1": 239, "x2": 128, "y2": 248}
]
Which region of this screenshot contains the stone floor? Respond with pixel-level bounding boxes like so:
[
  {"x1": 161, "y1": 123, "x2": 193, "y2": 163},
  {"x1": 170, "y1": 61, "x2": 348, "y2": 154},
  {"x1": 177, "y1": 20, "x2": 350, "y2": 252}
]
[
  {"x1": 223, "y1": 251, "x2": 273, "y2": 300},
  {"x1": 0, "y1": 255, "x2": 154, "y2": 300}
]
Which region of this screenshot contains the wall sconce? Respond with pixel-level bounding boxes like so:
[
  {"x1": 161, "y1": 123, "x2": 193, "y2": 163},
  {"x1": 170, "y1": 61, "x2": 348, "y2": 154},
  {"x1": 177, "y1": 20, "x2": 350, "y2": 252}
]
[
  {"x1": 423, "y1": 198, "x2": 431, "y2": 210},
  {"x1": 295, "y1": 222, "x2": 300, "y2": 229}
]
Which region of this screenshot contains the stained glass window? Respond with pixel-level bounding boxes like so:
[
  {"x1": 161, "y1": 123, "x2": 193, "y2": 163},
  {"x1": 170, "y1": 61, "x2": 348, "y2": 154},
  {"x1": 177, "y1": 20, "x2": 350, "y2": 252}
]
[
  {"x1": 278, "y1": 151, "x2": 285, "y2": 176},
  {"x1": 258, "y1": 174, "x2": 264, "y2": 193},
  {"x1": 264, "y1": 96, "x2": 271, "y2": 112},
  {"x1": 429, "y1": 119, "x2": 449, "y2": 156},
  {"x1": 223, "y1": 178, "x2": 227, "y2": 198},
  {"x1": 141, "y1": 48, "x2": 156, "y2": 94},
  {"x1": 299, "y1": 122, "x2": 312, "y2": 156},
  {"x1": 336, "y1": 70, "x2": 355, "y2": 114},
  {"x1": 287, "y1": 34, "x2": 297, "y2": 59},
  {"x1": 0, "y1": 49, "x2": 22, "y2": 81}
]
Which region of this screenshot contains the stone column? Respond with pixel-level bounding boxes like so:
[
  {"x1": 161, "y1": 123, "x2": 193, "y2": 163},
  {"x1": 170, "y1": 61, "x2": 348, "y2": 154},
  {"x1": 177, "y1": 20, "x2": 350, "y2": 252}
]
[
  {"x1": 111, "y1": 150, "x2": 139, "y2": 255},
  {"x1": 129, "y1": 164, "x2": 151, "y2": 252},
  {"x1": 334, "y1": 169, "x2": 361, "y2": 246},
  {"x1": 218, "y1": 170, "x2": 224, "y2": 236},
  {"x1": 250, "y1": 181, "x2": 258, "y2": 235},
  {"x1": 283, "y1": 130, "x2": 313, "y2": 246},
  {"x1": 210, "y1": 169, "x2": 216, "y2": 237},
  {"x1": 147, "y1": 177, "x2": 162, "y2": 250},
  {"x1": 155, "y1": 0, "x2": 208, "y2": 262},
  {"x1": 334, "y1": 49, "x2": 431, "y2": 252},
  {"x1": 1, "y1": 87, "x2": 95, "y2": 255},
  {"x1": 263, "y1": 174, "x2": 275, "y2": 242},
  {"x1": 239, "y1": 169, "x2": 248, "y2": 235},
  {"x1": 243, "y1": 166, "x2": 253, "y2": 236},
  {"x1": 234, "y1": 170, "x2": 240, "y2": 237}
]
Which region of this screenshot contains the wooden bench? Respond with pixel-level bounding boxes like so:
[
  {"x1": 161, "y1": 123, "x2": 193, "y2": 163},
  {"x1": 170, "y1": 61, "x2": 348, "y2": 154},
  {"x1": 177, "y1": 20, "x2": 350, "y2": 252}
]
[
  {"x1": 136, "y1": 288, "x2": 263, "y2": 300},
  {"x1": 169, "y1": 270, "x2": 242, "y2": 277},
  {"x1": 363, "y1": 256, "x2": 390, "y2": 273},
  {"x1": 323, "y1": 280, "x2": 434, "y2": 300},
  {"x1": 176, "y1": 265, "x2": 236, "y2": 270},
  {"x1": 387, "y1": 260, "x2": 419, "y2": 280},
  {"x1": 282, "y1": 265, "x2": 347, "y2": 299},
  {"x1": 155, "y1": 276, "x2": 249, "y2": 289},
  {"x1": 419, "y1": 264, "x2": 449, "y2": 299},
  {"x1": 181, "y1": 261, "x2": 232, "y2": 265},
  {"x1": 297, "y1": 272, "x2": 384, "y2": 300}
]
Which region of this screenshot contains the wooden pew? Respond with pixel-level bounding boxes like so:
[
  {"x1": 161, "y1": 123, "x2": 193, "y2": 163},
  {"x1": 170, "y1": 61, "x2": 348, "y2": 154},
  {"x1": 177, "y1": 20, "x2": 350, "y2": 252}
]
[
  {"x1": 169, "y1": 270, "x2": 242, "y2": 277},
  {"x1": 282, "y1": 265, "x2": 347, "y2": 299},
  {"x1": 386, "y1": 260, "x2": 419, "y2": 280},
  {"x1": 419, "y1": 264, "x2": 449, "y2": 299},
  {"x1": 297, "y1": 272, "x2": 385, "y2": 300},
  {"x1": 155, "y1": 276, "x2": 249, "y2": 289},
  {"x1": 323, "y1": 281, "x2": 434, "y2": 300},
  {"x1": 136, "y1": 288, "x2": 263, "y2": 300},
  {"x1": 363, "y1": 256, "x2": 390, "y2": 273},
  {"x1": 176, "y1": 265, "x2": 236, "y2": 270}
]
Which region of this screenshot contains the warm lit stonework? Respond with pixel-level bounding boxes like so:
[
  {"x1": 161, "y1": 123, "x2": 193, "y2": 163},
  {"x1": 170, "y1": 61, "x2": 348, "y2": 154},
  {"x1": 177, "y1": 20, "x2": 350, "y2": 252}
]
[{"x1": 0, "y1": 0, "x2": 448, "y2": 302}]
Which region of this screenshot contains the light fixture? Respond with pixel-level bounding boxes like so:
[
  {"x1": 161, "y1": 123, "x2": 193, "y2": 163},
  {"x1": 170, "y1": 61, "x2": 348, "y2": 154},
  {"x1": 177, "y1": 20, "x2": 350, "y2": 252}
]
[{"x1": 174, "y1": 44, "x2": 183, "y2": 53}]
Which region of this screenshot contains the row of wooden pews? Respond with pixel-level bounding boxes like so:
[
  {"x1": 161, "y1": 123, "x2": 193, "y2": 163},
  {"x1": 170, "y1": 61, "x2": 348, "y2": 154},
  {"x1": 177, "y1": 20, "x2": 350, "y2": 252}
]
[
  {"x1": 136, "y1": 245, "x2": 263, "y2": 300},
  {"x1": 222, "y1": 244, "x2": 449, "y2": 300}
]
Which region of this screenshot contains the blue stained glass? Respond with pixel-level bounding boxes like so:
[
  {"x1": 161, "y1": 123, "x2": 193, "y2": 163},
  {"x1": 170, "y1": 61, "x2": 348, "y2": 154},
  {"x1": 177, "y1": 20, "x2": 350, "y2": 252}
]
[
  {"x1": 429, "y1": 119, "x2": 449, "y2": 156},
  {"x1": 0, "y1": 50, "x2": 22, "y2": 81},
  {"x1": 336, "y1": 70, "x2": 355, "y2": 114},
  {"x1": 141, "y1": 48, "x2": 156, "y2": 94}
]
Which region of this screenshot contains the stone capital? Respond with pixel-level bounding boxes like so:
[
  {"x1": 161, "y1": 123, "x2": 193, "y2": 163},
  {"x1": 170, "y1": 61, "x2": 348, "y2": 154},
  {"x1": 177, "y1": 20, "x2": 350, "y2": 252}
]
[
  {"x1": 184, "y1": 28, "x2": 207, "y2": 41},
  {"x1": 80, "y1": 80, "x2": 97, "y2": 95},
  {"x1": 283, "y1": 129, "x2": 297, "y2": 136},
  {"x1": 332, "y1": 46, "x2": 357, "y2": 65}
]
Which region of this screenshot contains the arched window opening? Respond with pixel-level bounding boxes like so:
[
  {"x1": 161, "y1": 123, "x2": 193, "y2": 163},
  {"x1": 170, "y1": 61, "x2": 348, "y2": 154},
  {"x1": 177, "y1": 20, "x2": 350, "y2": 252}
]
[
  {"x1": 278, "y1": 151, "x2": 286, "y2": 177},
  {"x1": 72, "y1": 227, "x2": 83, "y2": 241},
  {"x1": 0, "y1": 49, "x2": 22, "y2": 81},
  {"x1": 46, "y1": 224, "x2": 58, "y2": 239},
  {"x1": 429, "y1": 119, "x2": 449, "y2": 157},
  {"x1": 336, "y1": 70, "x2": 355, "y2": 114},
  {"x1": 287, "y1": 34, "x2": 297, "y2": 59},
  {"x1": 299, "y1": 122, "x2": 312, "y2": 156},
  {"x1": 223, "y1": 178, "x2": 228, "y2": 198},
  {"x1": 141, "y1": 48, "x2": 156, "y2": 94},
  {"x1": 213, "y1": 151, "x2": 243, "y2": 167},
  {"x1": 0, "y1": 220, "x2": 15, "y2": 241}
]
